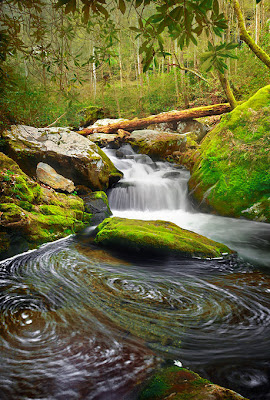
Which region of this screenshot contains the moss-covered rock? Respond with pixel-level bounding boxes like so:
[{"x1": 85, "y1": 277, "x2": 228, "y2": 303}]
[
  {"x1": 2, "y1": 125, "x2": 122, "y2": 191},
  {"x1": 189, "y1": 85, "x2": 270, "y2": 221},
  {"x1": 77, "y1": 106, "x2": 110, "y2": 128},
  {"x1": 137, "y1": 366, "x2": 248, "y2": 400},
  {"x1": 0, "y1": 152, "x2": 93, "y2": 258},
  {"x1": 94, "y1": 217, "x2": 233, "y2": 258},
  {"x1": 81, "y1": 191, "x2": 112, "y2": 225}
]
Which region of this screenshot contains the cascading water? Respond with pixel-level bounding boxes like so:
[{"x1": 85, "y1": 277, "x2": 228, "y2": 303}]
[
  {"x1": 106, "y1": 144, "x2": 270, "y2": 267},
  {"x1": 0, "y1": 144, "x2": 270, "y2": 400}
]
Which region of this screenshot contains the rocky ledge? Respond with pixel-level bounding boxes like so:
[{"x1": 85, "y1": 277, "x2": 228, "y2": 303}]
[
  {"x1": 2, "y1": 125, "x2": 122, "y2": 191},
  {"x1": 0, "y1": 152, "x2": 94, "y2": 259}
]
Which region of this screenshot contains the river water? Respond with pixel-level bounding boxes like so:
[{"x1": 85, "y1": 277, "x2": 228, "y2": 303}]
[{"x1": 0, "y1": 144, "x2": 270, "y2": 400}]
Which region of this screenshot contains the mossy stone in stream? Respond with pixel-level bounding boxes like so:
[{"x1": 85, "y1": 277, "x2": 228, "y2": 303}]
[
  {"x1": 189, "y1": 85, "x2": 270, "y2": 221},
  {"x1": 94, "y1": 217, "x2": 233, "y2": 258},
  {"x1": 137, "y1": 366, "x2": 248, "y2": 400},
  {"x1": 0, "y1": 152, "x2": 93, "y2": 258}
]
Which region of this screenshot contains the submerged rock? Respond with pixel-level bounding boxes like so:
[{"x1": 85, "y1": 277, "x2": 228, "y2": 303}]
[
  {"x1": 36, "y1": 162, "x2": 75, "y2": 193},
  {"x1": 189, "y1": 85, "x2": 270, "y2": 221},
  {"x1": 137, "y1": 366, "x2": 248, "y2": 400},
  {"x1": 0, "y1": 152, "x2": 93, "y2": 259},
  {"x1": 94, "y1": 217, "x2": 233, "y2": 258},
  {"x1": 3, "y1": 125, "x2": 122, "y2": 191}
]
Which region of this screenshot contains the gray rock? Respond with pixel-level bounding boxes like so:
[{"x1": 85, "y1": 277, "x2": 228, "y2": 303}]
[
  {"x1": 3, "y1": 125, "x2": 122, "y2": 191},
  {"x1": 176, "y1": 119, "x2": 209, "y2": 141},
  {"x1": 36, "y1": 162, "x2": 75, "y2": 193},
  {"x1": 81, "y1": 191, "x2": 112, "y2": 225}
]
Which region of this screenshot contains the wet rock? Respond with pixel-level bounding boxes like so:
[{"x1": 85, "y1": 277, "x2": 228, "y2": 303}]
[
  {"x1": 137, "y1": 366, "x2": 248, "y2": 400},
  {"x1": 81, "y1": 191, "x2": 112, "y2": 225},
  {"x1": 94, "y1": 217, "x2": 233, "y2": 259},
  {"x1": 36, "y1": 162, "x2": 75, "y2": 193},
  {"x1": 189, "y1": 85, "x2": 270, "y2": 221},
  {"x1": 88, "y1": 133, "x2": 118, "y2": 148},
  {"x1": 3, "y1": 125, "x2": 122, "y2": 191}
]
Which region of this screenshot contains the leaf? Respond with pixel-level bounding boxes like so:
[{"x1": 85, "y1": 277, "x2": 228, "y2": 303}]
[
  {"x1": 213, "y1": 0, "x2": 219, "y2": 15},
  {"x1": 135, "y1": 0, "x2": 143, "y2": 8},
  {"x1": 130, "y1": 26, "x2": 141, "y2": 32},
  {"x1": 96, "y1": 4, "x2": 109, "y2": 19},
  {"x1": 118, "y1": 0, "x2": 126, "y2": 14},
  {"x1": 150, "y1": 13, "x2": 164, "y2": 23},
  {"x1": 65, "y1": 0, "x2": 76, "y2": 14},
  {"x1": 189, "y1": 34, "x2": 197, "y2": 46},
  {"x1": 143, "y1": 56, "x2": 152, "y2": 72}
]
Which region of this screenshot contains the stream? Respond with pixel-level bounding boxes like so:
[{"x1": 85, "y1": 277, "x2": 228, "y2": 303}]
[{"x1": 0, "y1": 144, "x2": 270, "y2": 400}]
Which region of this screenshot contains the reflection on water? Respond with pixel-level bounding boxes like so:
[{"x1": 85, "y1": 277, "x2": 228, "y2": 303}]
[{"x1": 0, "y1": 145, "x2": 270, "y2": 399}]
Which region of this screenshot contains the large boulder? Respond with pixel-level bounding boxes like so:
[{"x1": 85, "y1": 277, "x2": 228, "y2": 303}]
[
  {"x1": 137, "y1": 366, "x2": 248, "y2": 400},
  {"x1": 3, "y1": 125, "x2": 122, "y2": 191},
  {"x1": 127, "y1": 129, "x2": 186, "y2": 160},
  {"x1": 189, "y1": 85, "x2": 270, "y2": 221},
  {"x1": 94, "y1": 217, "x2": 233, "y2": 258},
  {"x1": 0, "y1": 152, "x2": 93, "y2": 259}
]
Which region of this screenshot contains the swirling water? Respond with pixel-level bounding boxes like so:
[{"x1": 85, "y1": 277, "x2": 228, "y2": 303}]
[{"x1": 0, "y1": 144, "x2": 270, "y2": 400}]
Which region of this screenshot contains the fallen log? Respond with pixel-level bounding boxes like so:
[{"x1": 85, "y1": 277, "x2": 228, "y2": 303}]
[{"x1": 78, "y1": 103, "x2": 232, "y2": 135}]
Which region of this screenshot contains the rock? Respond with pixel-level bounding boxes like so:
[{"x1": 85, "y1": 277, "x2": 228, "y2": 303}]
[
  {"x1": 3, "y1": 125, "x2": 122, "y2": 191},
  {"x1": 88, "y1": 118, "x2": 127, "y2": 129},
  {"x1": 127, "y1": 129, "x2": 186, "y2": 160},
  {"x1": 36, "y1": 162, "x2": 75, "y2": 193},
  {"x1": 77, "y1": 106, "x2": 110, "y2": 128},
  {"x1": 148, "y1": 118, "x2": 209, "y2": 142},
  {"x1": 94, "y1": 217, "x2": 233, "y2": 258},
  {"x1": 89, "y1": 133, "x2": 118, "y2": 148},
  {"x1": 81, "y1": 191, "x2": 112, "y2": 225},
  {"x1": 0, "y1": 152, "x2": 93, "y2": 259},
  {"x1": 189, "y1": 85, "x2": 270, "y2": 221},
  {"x1": 137, "y1": 366, "x2": 248, "y2": 400},
  {"x1": 176, "y1": 118, "x2": 209, "y2": 141}
]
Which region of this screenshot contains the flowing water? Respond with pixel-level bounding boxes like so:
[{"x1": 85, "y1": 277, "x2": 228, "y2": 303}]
[{"x1": 1, "y1": 144, "x2": 270, "y2": 400}]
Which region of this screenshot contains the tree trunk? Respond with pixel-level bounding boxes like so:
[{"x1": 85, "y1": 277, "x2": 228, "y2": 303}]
[
  {"x1": 217, "y1": 71, "x2": 237, "y2": 109},
  {"x1": 79, "y1": 103, "x2": 232, "y2": 135},
  {"x1": 233, "y1": 0, "x2": 270, "y2": 69}
]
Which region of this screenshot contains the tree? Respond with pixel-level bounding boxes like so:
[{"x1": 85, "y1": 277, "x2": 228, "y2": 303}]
[{"x1": 232, "y1": 0, "x2": 270, "y2": 69}]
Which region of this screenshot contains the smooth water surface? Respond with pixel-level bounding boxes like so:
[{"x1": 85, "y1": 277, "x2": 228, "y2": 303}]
[{"x1": 0, "y1": 144, "x2": 270, "y2": 400}]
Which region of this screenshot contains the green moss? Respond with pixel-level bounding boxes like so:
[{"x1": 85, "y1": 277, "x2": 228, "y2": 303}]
[
  {"x1": 90, "y1": 191, "x2": 110, "y2": 209},
  {"x1": 138, "y1": 367, "x2": 247, "y2": 400},
  {"x1": 0, "y1": 152, "x2": 93, "y2": 254},
  {"x1": 190, "y1": 85, "x2": 270, "y2": 220},
  {"x1": 77, "y1": 106, "x2": 107, "y2": 127},
  {"x1": 95, "y1": 217, "x2": 232, "y2": 258}
]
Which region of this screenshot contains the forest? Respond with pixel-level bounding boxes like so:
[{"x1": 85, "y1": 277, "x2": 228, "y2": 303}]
[
  {"x1": 0, "y1": 0, "x2": 269, "y2": 127},
  {"x1": 0, "y1": 1, "x2": 270, "y2": 400}
]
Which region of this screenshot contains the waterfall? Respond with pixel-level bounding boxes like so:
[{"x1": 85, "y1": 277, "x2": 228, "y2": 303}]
[{"x1": 104, "y1": 145, "x2": 270, "y2": 268}]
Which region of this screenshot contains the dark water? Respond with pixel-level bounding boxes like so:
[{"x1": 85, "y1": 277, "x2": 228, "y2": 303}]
[{"x1": 1, "y1": 145, "x2": 270, "y2": 400}]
